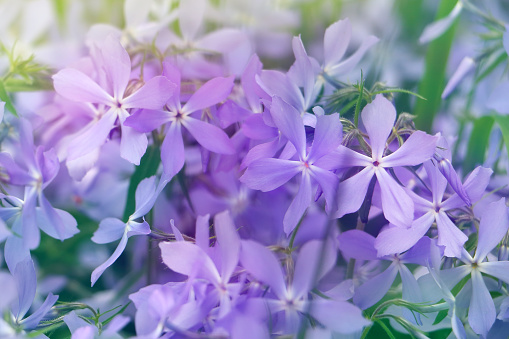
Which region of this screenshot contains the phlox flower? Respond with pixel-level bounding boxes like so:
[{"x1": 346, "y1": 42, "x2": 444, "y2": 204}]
[
  {"x1": 333, "y1": 94, "x2": 438, "y2": 228},
  {"x1": 339, "y1": 230, "x2": 433, "y2": 311},
  {"x1": 419, "y1": 198, "x2": 509, "y2": 337},
  {"x1": 0, "y1": 119, "x2": 78, "y2": 272},
  {"x1": 90, "y1": 174, "x2": 169, "y2": 286},
  {"x1": 240, "y1": 96, "x2": 341, "y2": 234},
  {"x1": 240, "y1": 238, "x2": 370, "y2": 335},
  {"x1": 125, "y1": 62, "x2": 235, "y2": 177},
  {"x1": 375, "y1": 160, "x2": 491, "y2": 258},
  {"x1": 159, "y1": 211, "x2": 242, "y2": 320},
  {"x1": 53, "y1": 35, "x2": 176, "y2": 176},
  {"x1": 2, "y1": 257, "x2": 58, "y2": 335}
]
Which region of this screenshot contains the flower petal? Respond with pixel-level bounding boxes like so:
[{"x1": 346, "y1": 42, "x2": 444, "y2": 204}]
[
  {"x1": 161, "y1": 122, "x2": 185, "y2": 177},
  {"x1": 436, "y1": 211, "x2": 468, "y2": 258},
  {"x1": 270, "y1": 96, "x2": 306, "y2": 158},
  {"x1": 284, "y1": 172, "x2": 312, "y2": 234},
  {"x1": 419, "y1": 2, "x2": 463, "y2": 44},
  {"x1": 53, "y1": 68, "x2": 113, "y2": 105},
  {"x1": 240, "y1": 239, "x2": 286, "y2": 299},
  {"x1": 214, "y1": 210, "x2": 240, "y2": 282},
  {"x1": 361, "y1": 95, "x2": 396, "y2": 160},
  {"x1": 469, "y1": 270, "x2": 496, "y2": 337},
  {"x1": 240, "y1": 138, "x2": 279, "y2": 169},
  {"x1": 182, "y1": 76, "x2": 234, "y2": 114},
  {"x1": 338, "y1": 229, "x2": 377, "y2": 261},
  {"x1": 0, "y1": 272, "x2": 16, "y2": 311},
  {"x1": 479, "y1": 261, "x2": 509, "y2": 284},
  {"x1": 159, "y1": 241, "x2": 220, "y2": 284},
  {"x1": 123, "y1": 76, "x2": 176, "y2": 110},
  {"x1": 354, "y1": 262, "x2": 399, "y2": 310},
  {"x1": 323, "y1": 19, "x2": 351, "y2": 68},
  {"x1": 309, "y1": 165, "x2": 338, "y2": 214},
  {"x1": 179, "y1": 0, "x2": 206, "y2": 41},
  {"x1": 242, "y1": 113, "x2": 278, "y2": 140},
  {"x1": 376, "y1": 167, "x2": 414, "y2": 228},
  {"x1": 474, "y1": 198, "x2": 509, "y2": 262},
  {"x1": 21, "y1": 293, "x2": 59, "y2": 330},
  {"x1": 334, "y1": 166, "x2": 375, "y2": 218},
  {"x1": 256, "y1": 70, "x2": 304, "y2": 112},
  {"x1": 13, "y1": 257, "x2": 36, "y2": 320},
  {"x1": 91, "y1": 218, "x2": 126, "y2": 244},
  {"x1": 241, "y1": 54, "x2": 264, "y2": 113},
  {"x1": 124, "y1": 109, "x2": 171, "y2": 133},
  {"x1": 442, "y1": 166, "x2": 492, "y2": 210},
  {"x1": 66, "y1": 109, "x2": 117, "y2": 161},
  {"x1": 442, "y1": 57, "x2": 475, "y2": 99},
  {"x1": 91, "y1": 231, "x2": 128, "y2": 286},
  {"x1": 312, "y1": 145, "x2": 372, "y2": 170},
  {"x1": 381, "y1": 131, "x2": 437, "y2": 168},
  {"x1": 375, "y1": 212, "x2": 434, "y2": 257},
  {"x1": 311, "y1": 299, "x2": 371, "y2": 334},
  {"x1": 100, "y1": 35, "x2": 131, "y2": 99},
  {"x1": 308, "y1": 113, "x2": 342, "y2": 163},
  {"x1": 326, "y1": 35, "x2": 379, "y2": 77},
  {"x1": 183, "y1": 117, "x2": 235, "y2": 154},
  {"x1": 120, "y1": 121, "x2": 148, "y2": 165},
  {"x1": 292, "y1": 240, "x2": 336, "y2": 299},
  {"x1": 240, "y1": 158, "x2": 300, "y2": 191}
]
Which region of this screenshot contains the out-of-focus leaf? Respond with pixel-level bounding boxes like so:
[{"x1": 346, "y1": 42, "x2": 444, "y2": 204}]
[
  {"x1": 122, "y1": 145, "x2": 161, "y2": 220},
  {"x1": 0, "y1": 81, "x2": 18, "y2": 116},
  {"x1": 464, "y1": 116, "x2": 494, "y2": 175},
  {"x1": 414, "y1": 0, "x2": 459, "y2": 132},
  {"x1": 433, "y1": 309, "x2": 448, "y2": 325},
  {"x1": 493, "y1": 115, "x2": 509, "y2": 169},
  {"x1": 4, "y1": 77, "x2": 54, "y2": 92}
]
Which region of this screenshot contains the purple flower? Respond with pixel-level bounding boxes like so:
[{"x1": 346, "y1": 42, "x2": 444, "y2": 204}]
[
  {"x1": 240, "y1": 96, "x2": 341, "y2": 234},
  {"x1": 5, "y1": 257, "x2": 59, "y2": 331},
  {"x1": 339, "y1": 230, "x2": 432, "y2": 311},
  {"x1": 90, "y1": 174, "x2": 170, "y2": 286},
  {"x1": 53, "y1": 35, "x2": 176, "y2": 175},
  {"x1": 375, "y1": 161, "x2": 492, "y2": 258},
  {"x1": 159, "y1": 211, "x2": 241, "y2": 319},
  {"x1": 333, "y1": 95, "x2": 438, "y2": 228},
  {"x1": 321, "y1": 18, "x2": 379, "y2": 80},
  {"x1": 125, "y1": 61, "x2": 235, "y2": 177},
  {"x1": 0, "y1": 119, "x2": 78, "y2": 271},
  {"x1": 419, "y1": 198, "x2": 509, "y2": 337},
  {"x1": 240, "y1": 238, "x2": 370, "y2": 334}
]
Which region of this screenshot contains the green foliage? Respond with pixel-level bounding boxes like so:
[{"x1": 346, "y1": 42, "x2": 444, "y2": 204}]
[
  {"x1": 414, "y1": 0, "x2": 459, "y2": 132},
  {"x1": 464, "y1": 116, "x2": 494, "y2": 175},
  {"x1": 493, "y1": 115, "x2": 509, "y2": 172},
  {"x1": 123, "y1": 144, "x2": 161, "y2": 220}
]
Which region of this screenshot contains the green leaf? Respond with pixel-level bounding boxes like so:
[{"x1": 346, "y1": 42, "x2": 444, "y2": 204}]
[
  {"x1": 122, "y1": 145, "x2": 161, "y2": 220},
  {"x1": 0, "y1": 80, "x2": 18, "y2": 116},
  {"x1": 493, "y1": 115, "x2": 509, "y2": 170},
  {"x1": 414, "y1": 0, "x2": 459, "y2": 132},
  {"x1": 371, "y1": 88, "x2": 427, "y2": 101},
  {"x1": 373, "y1": 319, "x2": 397, "y2": 339},
  {"x1": 3, "y1": 77, "x2": 53, "y2": 92},
  {"x1": 451, "y1": 273, "x2": 471, "y2": 296},
  {"x1": 433, "y1": 309, "x2": 448, "y2": 325},
  {"x1": 463, "y1": 116, "x2": 494, "y2": 175},
  {"x1": 354, "y1": 71, "x2": 365, "y2": 127}
]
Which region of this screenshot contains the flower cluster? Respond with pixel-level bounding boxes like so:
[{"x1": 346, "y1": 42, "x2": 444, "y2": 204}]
[{"x1": 1, "y1": 0, "x2": 509, "y2": 338}]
